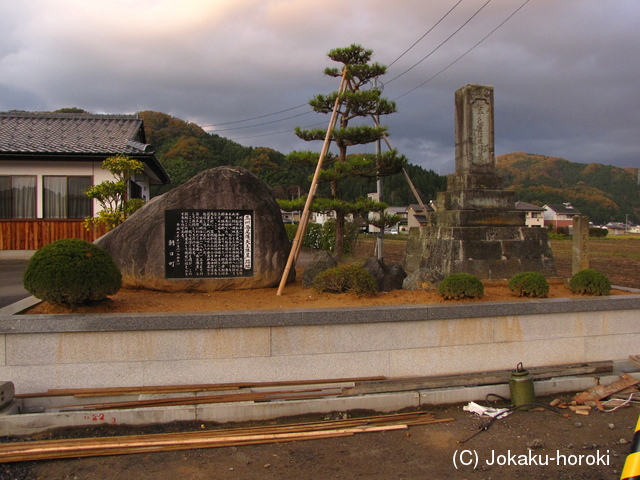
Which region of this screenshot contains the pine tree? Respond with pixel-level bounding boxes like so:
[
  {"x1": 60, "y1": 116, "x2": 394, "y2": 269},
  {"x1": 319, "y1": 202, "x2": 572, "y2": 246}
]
[{"x1": 288, "y1": 44, "x2": 406, "y2": 259}]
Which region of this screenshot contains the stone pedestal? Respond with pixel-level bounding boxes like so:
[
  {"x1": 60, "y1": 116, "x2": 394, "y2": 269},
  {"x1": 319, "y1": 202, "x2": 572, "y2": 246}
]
[{"x1": 404, "y1": 85, "x2": 556, "y2": 279}]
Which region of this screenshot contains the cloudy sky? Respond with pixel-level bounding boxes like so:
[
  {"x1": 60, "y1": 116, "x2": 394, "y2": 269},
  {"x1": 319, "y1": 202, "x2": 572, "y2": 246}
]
[{"x1": 1, "y1": 0, "x2": 638, "y2": 174}]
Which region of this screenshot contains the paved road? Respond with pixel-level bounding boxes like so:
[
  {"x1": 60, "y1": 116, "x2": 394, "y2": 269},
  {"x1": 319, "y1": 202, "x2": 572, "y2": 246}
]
[{"x1": 0, "y1": 259, "x2": 30, "y2": 309}]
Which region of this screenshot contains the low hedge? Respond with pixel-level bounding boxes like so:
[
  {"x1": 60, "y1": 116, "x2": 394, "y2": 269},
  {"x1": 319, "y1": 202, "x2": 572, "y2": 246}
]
[
  {"x1": 438, "y1": 273, "x2": 484, "y2": 300},
  {"x1": 569, "y1": 269, "x2": 611, "y2": 296},
  {"x1": 312, "y1": 264, "x2": 378, "y2": 295},
  {"x1": 508, "y1": 272, "x2": 550, "y2": 298}
]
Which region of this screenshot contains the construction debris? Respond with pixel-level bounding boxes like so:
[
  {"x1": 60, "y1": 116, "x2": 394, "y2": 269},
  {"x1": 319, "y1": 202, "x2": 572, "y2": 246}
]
[
  {"x1": 0, "y1": 411, "x2": 454, "y2": 463},
  {"x1": 574, "y1": 373, "x2": 639, "y2": 405}
]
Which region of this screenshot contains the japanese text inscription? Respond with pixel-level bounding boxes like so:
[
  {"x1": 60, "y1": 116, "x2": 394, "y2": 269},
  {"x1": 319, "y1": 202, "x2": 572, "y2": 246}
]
[{"x1": 165, "y1": 209, "x2": 253, "y2": 278}]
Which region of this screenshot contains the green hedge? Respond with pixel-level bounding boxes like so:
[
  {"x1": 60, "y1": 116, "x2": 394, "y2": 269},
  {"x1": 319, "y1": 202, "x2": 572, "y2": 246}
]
[
  {"x1": 312, "y1": 265, "x2": 378, "y2": 295},
  {"x1": 438, "y1": 273, "x2": 484, "y2": 300},
  {"x1": 23, "y1": 239, "x2": 122, "y2": 307},
  {"x1": 569, "y1": 269, "x2": 611, "y2": 296},
  {"x1": 508, "y1": 272, "x2": 550, "y2": 298}
]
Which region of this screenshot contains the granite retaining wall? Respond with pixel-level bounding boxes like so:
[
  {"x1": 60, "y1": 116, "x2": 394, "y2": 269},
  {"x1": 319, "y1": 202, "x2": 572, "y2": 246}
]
[{"x1": 0, "y1": 295, "x2": 639, "y2": 394}]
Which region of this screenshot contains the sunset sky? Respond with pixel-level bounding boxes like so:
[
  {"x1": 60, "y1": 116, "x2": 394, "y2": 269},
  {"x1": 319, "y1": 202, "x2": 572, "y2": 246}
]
[{"x1": 1, "y1": 0, "x2": 638, "y2": 174}]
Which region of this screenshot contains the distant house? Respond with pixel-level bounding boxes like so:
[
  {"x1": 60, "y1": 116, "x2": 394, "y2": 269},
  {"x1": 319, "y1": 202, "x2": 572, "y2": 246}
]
[
  {"x1": 543, "y1": 203, "x2": 581, "y2": 231},
  {"x1": 0, "y1": 112, "x2": 170, "y2": 250},
  {"x1": 280, "y1": 209, "x2": 301, "y2": 224},
  {"x1": 366, "y1": 195, "x2": 409, "y2": 234},
  {"x1": 407, "y1": 202, "x2": 435, "y2": 228},
  {"x1": 385, "y1": 206, "x2": 408, "y2": 234},
  {"x1": 604, "y1": 222, "x2": 627, "y2": 236},
  {"x1": 515, "y1": 201, "x2": 545, "y2": 228}
]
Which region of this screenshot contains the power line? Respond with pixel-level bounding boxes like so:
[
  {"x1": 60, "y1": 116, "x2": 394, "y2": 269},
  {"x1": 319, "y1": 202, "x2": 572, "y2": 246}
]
[
  {"x1": 393, "y1": 0, "x2": 532, "y2": 101},
  {"x1": 229, "y1": 121, "x2": 328, "y2": 141},
  {"x1": 205, "y1": 110, "x2": 312, "y2": 133},
  {"x1": 199, "y1": 103, "x2": 308, "y2": 127},
  {"x1": 387, "y1": 0, "x2": 463, "y2": 68},
  {"x1": 198, "y1": 0, "x2": 528, "y2": 138},
  {"x1": 386, "y1": 0, "x2": 493, "y2": 84},
  {"x1": 199, "y1": 2, "x2": 472, "y2": 133}
]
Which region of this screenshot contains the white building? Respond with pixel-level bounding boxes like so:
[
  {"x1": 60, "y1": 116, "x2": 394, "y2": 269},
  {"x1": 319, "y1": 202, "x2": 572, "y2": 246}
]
[{"x1": 0, "y1": 112, "x2": 170, "y2": 250}]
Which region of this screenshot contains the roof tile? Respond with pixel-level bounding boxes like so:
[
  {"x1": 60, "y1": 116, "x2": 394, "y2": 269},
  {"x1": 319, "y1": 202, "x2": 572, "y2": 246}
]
[{"x1": 0, "y1": 112, "x2": 147, "y2": 154}]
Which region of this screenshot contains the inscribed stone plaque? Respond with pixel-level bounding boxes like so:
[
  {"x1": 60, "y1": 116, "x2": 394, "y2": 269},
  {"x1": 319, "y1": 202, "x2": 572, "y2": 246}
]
[
  {"x1": 165, "y1": 209, "x2": 253, "y2": 278},
  {"x1": 455, "y1": 84, "x2": 495, "y2": 174}
]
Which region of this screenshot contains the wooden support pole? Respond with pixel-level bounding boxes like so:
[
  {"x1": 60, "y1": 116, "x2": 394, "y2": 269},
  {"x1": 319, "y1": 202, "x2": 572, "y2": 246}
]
[{"x1": 277, "y1": 68, "x2": 349, "y2": 295}]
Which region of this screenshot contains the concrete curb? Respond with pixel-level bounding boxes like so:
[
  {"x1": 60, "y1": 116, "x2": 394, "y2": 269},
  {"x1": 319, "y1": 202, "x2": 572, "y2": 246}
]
[{"x1": 3, "y1": 372, "x2": 638, "y2": 436}]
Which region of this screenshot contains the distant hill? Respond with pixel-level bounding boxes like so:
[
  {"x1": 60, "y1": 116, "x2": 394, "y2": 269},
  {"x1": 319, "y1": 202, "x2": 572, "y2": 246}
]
[
  {"x1": 141, "y1": 111, "x2": 446, "y2": 206},
  {"x1": 496, "y1": 152, "x2": 639, "y2": 224}
]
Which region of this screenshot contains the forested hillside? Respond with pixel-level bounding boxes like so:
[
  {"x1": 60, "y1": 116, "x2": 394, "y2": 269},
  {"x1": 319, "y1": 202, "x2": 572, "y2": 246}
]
[
  {"x1": 140, "y1": 113, "x2": 638, "y2": 222},
  {"x1": 496, "y1": 152, "x2": 639, "y2": 224},
  {"x1": 140, "y1": 111, "x2": 446, "y2": 206}
]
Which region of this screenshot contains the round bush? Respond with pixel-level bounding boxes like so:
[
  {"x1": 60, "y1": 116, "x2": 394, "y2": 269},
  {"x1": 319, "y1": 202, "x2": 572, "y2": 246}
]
[
  {"x1": 23, "y1": 239, "x2": 122, "y2": 307},
  {"x1": 508, "y1": 272, "x2": 550, "y2": 298},
  {"x1": 569, "y1": 269, "x2": 611, "y2": 296},
  {"x1": 438, "y1": 273, "x2": 484, "y2": 300},
  {"x1": 312, "y1": 264, "x2": 378, "y2": 295}
]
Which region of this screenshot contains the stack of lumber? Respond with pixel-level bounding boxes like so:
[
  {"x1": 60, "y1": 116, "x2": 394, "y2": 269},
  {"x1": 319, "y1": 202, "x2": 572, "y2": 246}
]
[{"x1": 0, "y1": 411, "x2": 453, "y2": 463}]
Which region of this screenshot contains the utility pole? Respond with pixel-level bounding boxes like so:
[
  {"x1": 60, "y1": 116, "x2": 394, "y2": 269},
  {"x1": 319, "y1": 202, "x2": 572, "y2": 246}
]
[
  {"x1": 374, "y1": 78, "x2": 384, "y2": 261},
  {"x1": 626, "y1": 213, "x2": 629, "y2": 234}
]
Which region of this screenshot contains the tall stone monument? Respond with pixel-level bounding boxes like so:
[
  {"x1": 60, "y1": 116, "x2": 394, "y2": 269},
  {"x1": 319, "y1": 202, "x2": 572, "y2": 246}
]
[{"x1": 404, "y1": 84, "x2": 556, "y2": 279}]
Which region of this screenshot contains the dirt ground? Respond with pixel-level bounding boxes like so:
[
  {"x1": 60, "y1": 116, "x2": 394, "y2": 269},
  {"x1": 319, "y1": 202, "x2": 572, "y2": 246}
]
[
  {"x1": 24, "y1": 237, "x2": 638, "y2": 315},
  {"x1": 2, "y1": 394, "x2": 638, "y2": 480},
  {"x1": 6, "y1": 236, "x2": 640, "y2": 479},
  {"x1": 25, "y1": 270, "x2": 604, "y2": 315}
]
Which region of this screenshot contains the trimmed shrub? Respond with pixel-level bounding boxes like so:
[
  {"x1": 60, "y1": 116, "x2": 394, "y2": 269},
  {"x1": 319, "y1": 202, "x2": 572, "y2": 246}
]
[
  {"x1": 23, "y1": 239, "x2": 122, "y2": 307},
  {"x1": 312, "y1": 265, "x2": 378, "y2": 295},
  {"x1": 508, "y1": 272, "x2": 550, "y2": 298},
  {"x1": 438, "y1": 273, "x2": 484, "y2": 300},
  {"x1": 569, "y1": 269, "x2": 611, "y2": 296}
]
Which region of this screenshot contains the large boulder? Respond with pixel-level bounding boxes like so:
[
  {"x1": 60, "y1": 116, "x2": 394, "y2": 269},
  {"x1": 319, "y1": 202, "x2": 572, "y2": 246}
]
[
  {"x1": 302, "y1": 251, "x2": 338, "y2": 287},
  {"x1": 95, "y1": 166, "x2": 294, "y2": 292},
  {"x1": 362, "y1": 257, "x2": 407, "y2": 292},
  {"x1": 402, "y1": 267, "x2": 443, "y2": 291}
]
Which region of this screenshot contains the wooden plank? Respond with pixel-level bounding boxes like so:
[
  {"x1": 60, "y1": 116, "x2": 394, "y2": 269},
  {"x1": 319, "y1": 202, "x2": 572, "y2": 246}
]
[
  {"x1": 574, "y1": 373, "x2": 640, "y2": 404},
  {"x1": 17, "y1": 376, "x2": 386, "y2": 399},
  {"x1": 343, "y1": 362, "x2": 614, "y2": 395},
  {"x1": 629, "y1": 355, "x2": 640, "y2": 369},
  {"x1": 0, "y1": 411, "x2": 438, "y2": 463}
]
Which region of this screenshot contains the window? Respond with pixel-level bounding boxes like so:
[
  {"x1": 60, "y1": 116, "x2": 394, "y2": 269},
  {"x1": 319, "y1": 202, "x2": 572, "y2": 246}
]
[
  {"x1": 43, "y1": 176, "x2": 92, "y2": 219},
  {"x1": 129, "y1": 180, "x2": 142, "y2": 200},
  {"x1": 0, "y1": 175, "x2": 36, "y2": 219}
]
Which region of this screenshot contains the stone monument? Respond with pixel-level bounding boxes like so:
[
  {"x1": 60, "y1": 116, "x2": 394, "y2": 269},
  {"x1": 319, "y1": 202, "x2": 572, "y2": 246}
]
[
  {"x1": 403, "y1": 84, "x2": 556, "y2": 279},
  {"x1": 96, "y1": 166, "x2": 294, "y2": 292}
]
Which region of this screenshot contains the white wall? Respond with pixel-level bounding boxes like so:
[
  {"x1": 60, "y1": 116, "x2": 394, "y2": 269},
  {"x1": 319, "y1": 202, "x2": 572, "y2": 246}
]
[{"x1": 1, "y1": 160, "x2": 149, "y2": 217}]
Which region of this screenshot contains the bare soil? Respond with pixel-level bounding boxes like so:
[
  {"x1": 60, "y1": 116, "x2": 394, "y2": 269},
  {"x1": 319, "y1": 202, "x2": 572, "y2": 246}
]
[
  {"x1": 6, "y1": 236, "x2": 640, "y2": 479},
  {"x1": 25, "y1": 237, "x2": 639, "y2": 315},
  {"x1": 2, "y1": 396, "x2": 638, "y2": 480},
  {"x1": 25, "y1": 269, "x2": 597, "y2": 315}
]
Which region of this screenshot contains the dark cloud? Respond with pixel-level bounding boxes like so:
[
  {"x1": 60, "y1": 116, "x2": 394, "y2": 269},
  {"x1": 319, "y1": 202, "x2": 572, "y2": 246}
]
[{"x1": 1, "y1": 0, "x2": 638, "y2": 174}]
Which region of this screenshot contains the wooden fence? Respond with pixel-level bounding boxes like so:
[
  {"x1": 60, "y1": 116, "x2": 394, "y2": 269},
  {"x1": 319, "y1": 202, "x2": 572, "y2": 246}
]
[{"x1": 0, "y1": 220, "x2": 108, "y2": 250}]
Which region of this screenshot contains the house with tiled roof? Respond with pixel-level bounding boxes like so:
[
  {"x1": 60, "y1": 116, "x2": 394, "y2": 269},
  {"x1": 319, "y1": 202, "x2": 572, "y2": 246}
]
[
  {"x1": 543, "y1": 203, "x2": 582, "y2": 231},
  {"x1": 0, "y1": 111, "x2": 170, "y2": 250},
  {"x1": 515, "y1": 201, "x2": 545, "y2": 228}
]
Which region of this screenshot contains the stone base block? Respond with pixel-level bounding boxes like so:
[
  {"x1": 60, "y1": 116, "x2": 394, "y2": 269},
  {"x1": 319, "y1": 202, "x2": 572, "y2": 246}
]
[
  {"x1": 428, "y1": 209, "x2": 526, "y2": 227},
  {"x1": 403, "y1": 226, "x2": 557, "y2": 279},
  {"x1": 437, "y1": 189, "x2": 516, "y2": 211}
]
